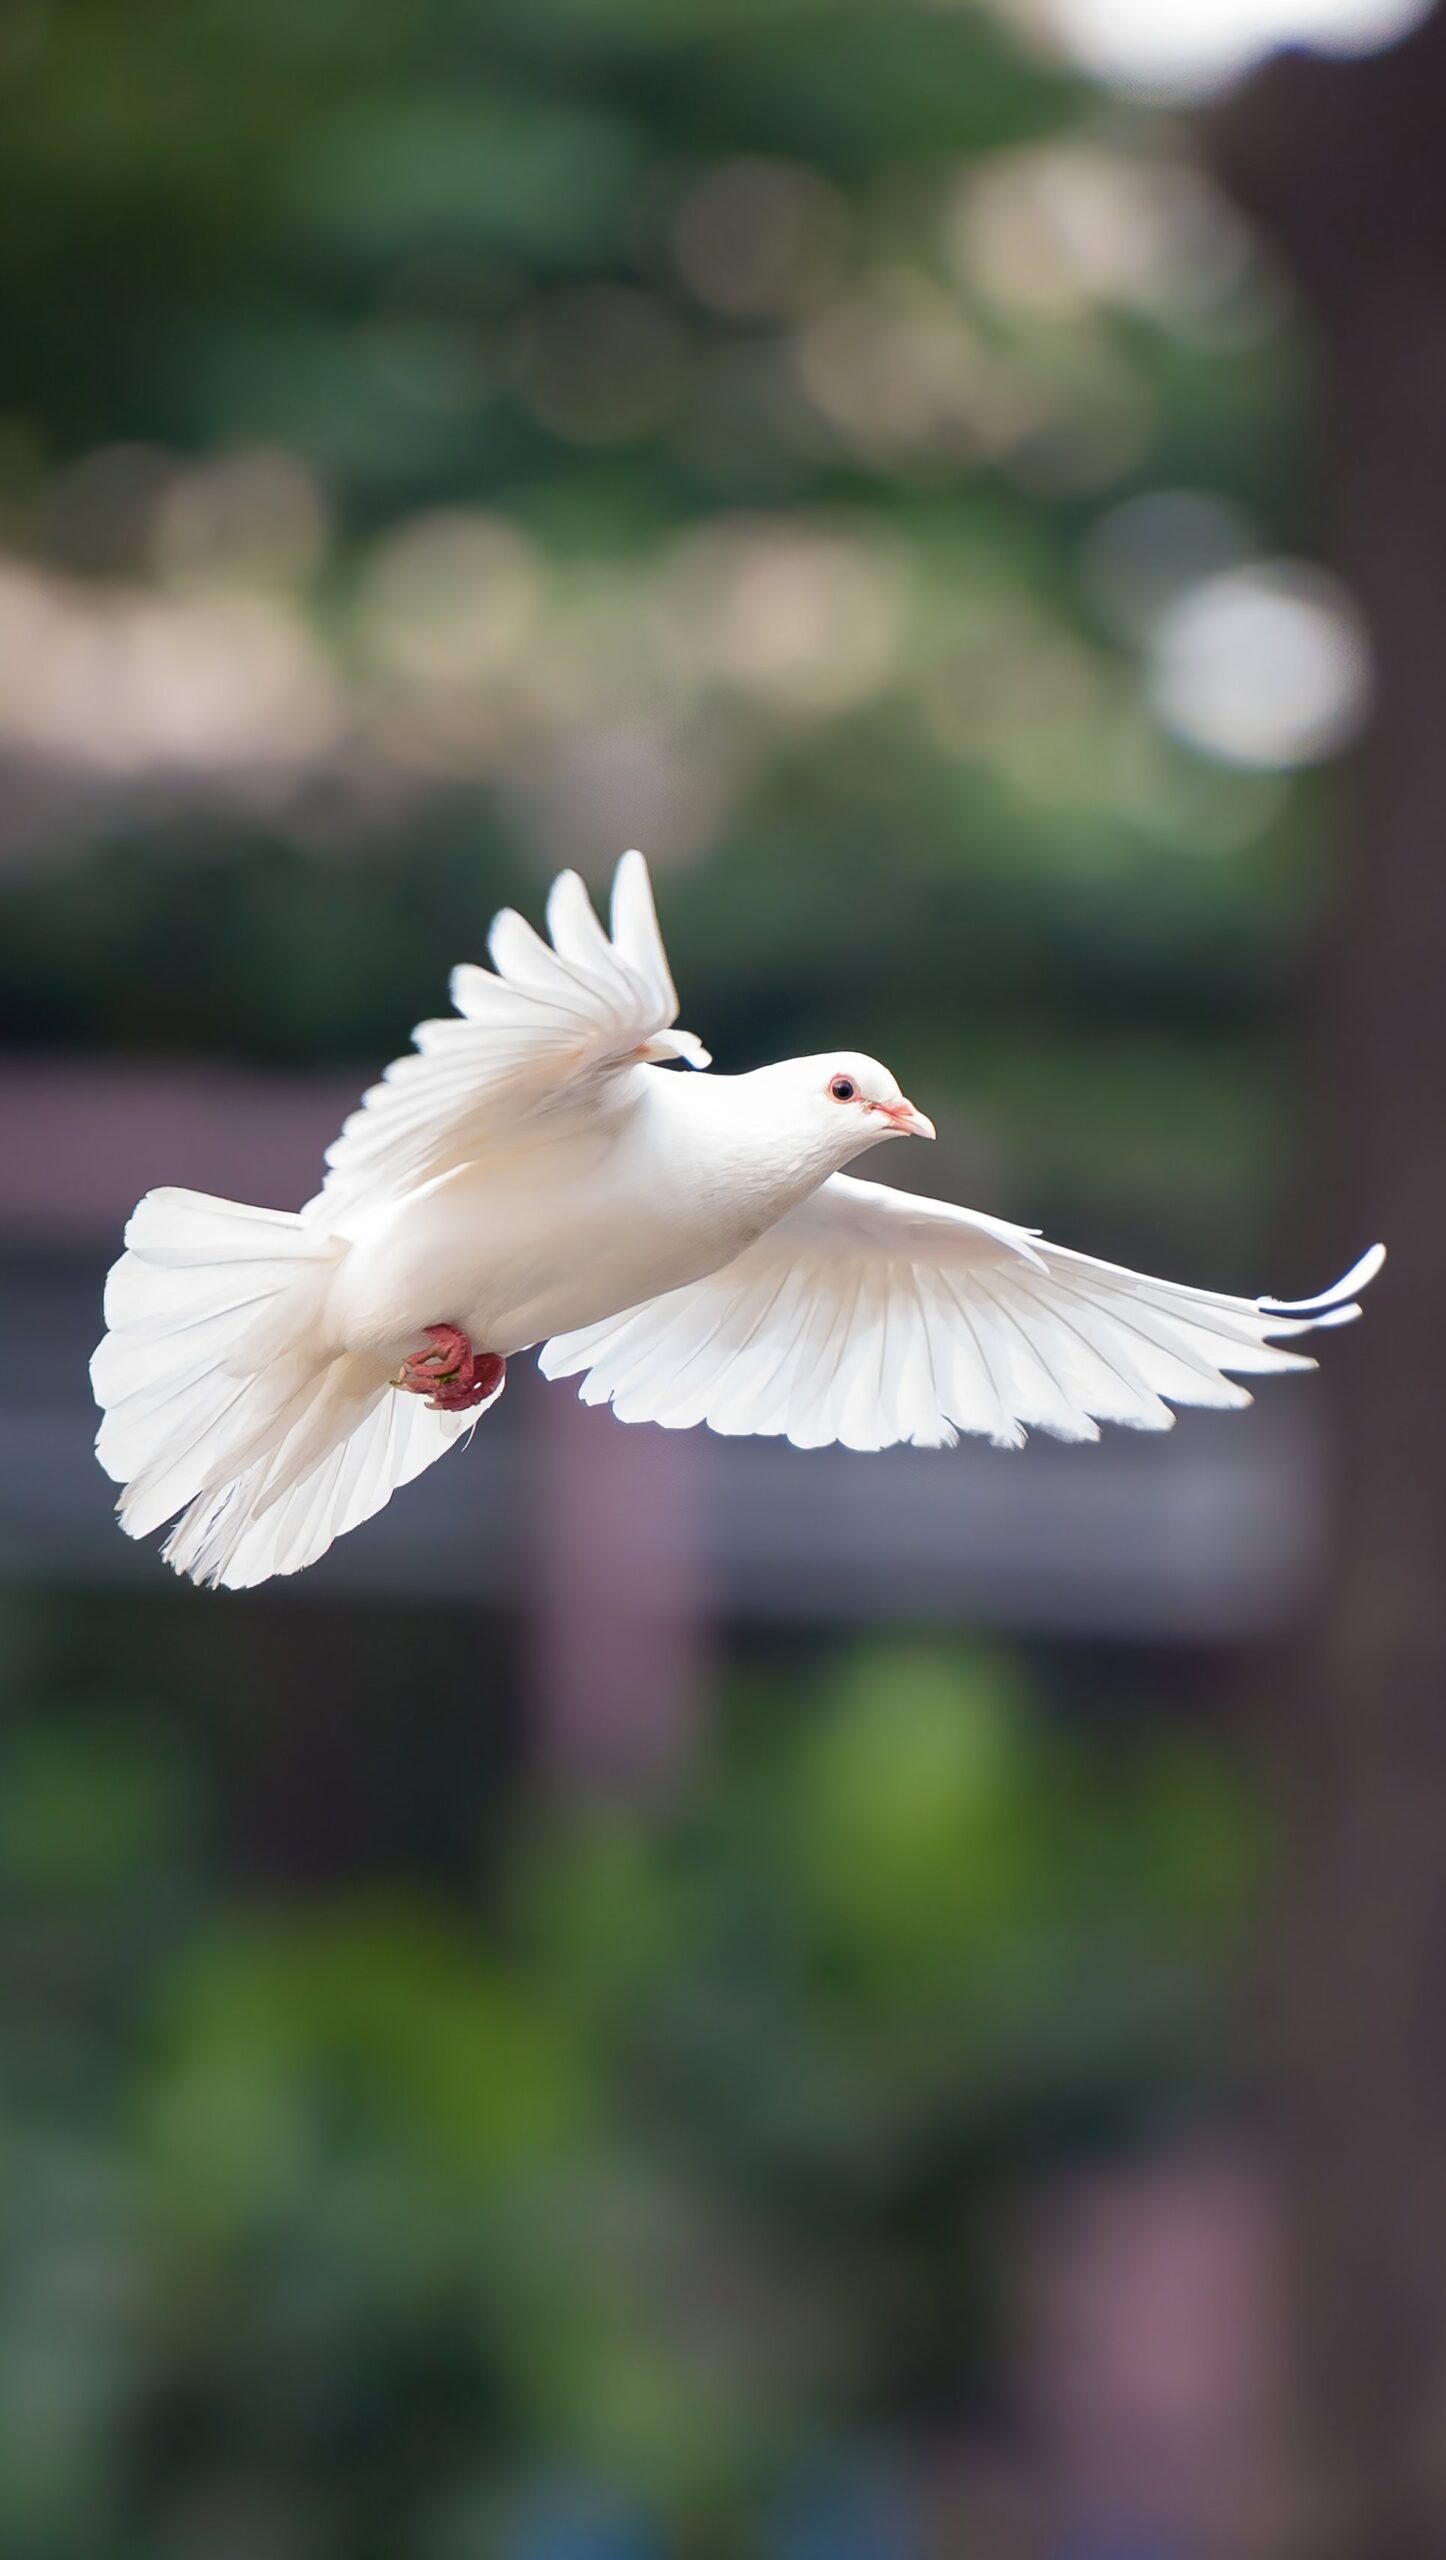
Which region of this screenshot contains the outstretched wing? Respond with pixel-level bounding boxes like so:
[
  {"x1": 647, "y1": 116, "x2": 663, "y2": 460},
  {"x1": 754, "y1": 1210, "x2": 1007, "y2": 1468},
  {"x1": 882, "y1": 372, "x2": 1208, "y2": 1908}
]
[
  {"x1": 540, "y1": 1173, "x2": 1384, "y2": 1451},
  {"x1": 310, "y1": 851, "x2": 707, "y2": 1224}
]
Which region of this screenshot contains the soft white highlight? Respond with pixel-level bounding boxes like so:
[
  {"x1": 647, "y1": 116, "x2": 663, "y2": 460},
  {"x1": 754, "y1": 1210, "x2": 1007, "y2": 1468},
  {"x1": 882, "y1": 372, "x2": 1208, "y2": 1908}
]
[{"x1": 1050, "y1": 0, "x2": 1432, "y2": 99}]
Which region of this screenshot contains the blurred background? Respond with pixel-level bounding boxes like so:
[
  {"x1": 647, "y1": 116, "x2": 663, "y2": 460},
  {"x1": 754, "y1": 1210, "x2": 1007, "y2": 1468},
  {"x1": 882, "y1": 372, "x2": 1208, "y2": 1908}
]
[{"x1": 1, "y1": 0, "x2": 1442, "y2": 2553}]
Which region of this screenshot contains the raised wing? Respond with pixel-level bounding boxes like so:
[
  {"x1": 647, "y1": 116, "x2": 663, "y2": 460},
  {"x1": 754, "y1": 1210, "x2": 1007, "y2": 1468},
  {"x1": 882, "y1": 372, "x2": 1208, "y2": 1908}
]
[
  {"x1": 540, "y1": 1173, "x2": 1384, "y2": 1451},
  {"x1": 310, "y1": 851, "x2": 707, "y2": 1223}
]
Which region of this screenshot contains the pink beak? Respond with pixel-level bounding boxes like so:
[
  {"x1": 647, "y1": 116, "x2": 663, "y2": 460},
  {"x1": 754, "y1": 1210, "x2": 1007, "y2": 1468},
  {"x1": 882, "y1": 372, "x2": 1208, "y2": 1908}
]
[{"x1": 877, "y1": 1097, "x2": 936, "y2": 1140}]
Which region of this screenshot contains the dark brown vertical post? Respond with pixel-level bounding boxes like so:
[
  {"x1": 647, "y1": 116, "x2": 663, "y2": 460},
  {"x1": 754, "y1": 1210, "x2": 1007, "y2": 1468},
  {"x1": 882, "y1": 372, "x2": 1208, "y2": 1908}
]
[
  {"x1": 528, "y1": 1377, "x2": 711, "y2": 1794},
  {"x1": 1211, "y1": 18, "x2": 1446, "y2": 2556}
]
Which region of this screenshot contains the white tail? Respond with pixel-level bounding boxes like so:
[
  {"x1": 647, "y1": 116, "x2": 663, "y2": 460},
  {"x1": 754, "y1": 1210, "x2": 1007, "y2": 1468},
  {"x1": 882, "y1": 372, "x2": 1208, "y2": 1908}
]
[{"x1": 92, "y1": 1188, "x2": 474, "y2": 1588}]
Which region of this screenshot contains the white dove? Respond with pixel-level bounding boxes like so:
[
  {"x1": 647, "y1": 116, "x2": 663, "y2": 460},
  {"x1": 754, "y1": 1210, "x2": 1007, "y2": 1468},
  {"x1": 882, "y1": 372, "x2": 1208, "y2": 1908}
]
[{"x1": 92, "y1": 850, "x2": 1383, "y2": 1589}]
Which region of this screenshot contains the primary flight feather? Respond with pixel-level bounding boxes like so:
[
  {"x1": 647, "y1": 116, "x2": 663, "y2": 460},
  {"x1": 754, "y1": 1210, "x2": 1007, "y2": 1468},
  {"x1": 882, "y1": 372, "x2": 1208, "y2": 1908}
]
[{"x1": 92, "y1": 850, "x2": 1384, "y2": 1588}]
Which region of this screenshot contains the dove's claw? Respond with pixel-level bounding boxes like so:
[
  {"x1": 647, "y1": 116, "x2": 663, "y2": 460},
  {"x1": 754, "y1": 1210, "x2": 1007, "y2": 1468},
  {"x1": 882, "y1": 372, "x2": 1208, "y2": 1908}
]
[
  {"x1": 428, "y1": 1353, "x2": 505, "y2": 1412},
  {"x1": 400, "y1": 1322, "x2": 472, "y2": 1385},
  {"x1": 395, "y1": 1325, "x2": 505, "y2": 1413}
]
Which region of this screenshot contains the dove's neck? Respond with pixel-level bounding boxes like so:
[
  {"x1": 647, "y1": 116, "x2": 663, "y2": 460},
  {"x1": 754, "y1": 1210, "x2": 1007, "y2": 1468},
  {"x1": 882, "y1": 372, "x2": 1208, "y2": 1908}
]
[{"x1": 643, "y1": 1065, "x2": 866, "y2": 1233}]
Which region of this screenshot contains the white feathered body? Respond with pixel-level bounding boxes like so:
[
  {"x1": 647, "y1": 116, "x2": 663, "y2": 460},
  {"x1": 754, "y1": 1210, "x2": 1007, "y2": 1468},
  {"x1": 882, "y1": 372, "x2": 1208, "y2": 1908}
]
[
  {"x1": 91, "y1": 851, "x2": 1384, "y2": 1590},
  {"x1": 324, "y1": 1065, "x2": 829, "y2": 1367}
]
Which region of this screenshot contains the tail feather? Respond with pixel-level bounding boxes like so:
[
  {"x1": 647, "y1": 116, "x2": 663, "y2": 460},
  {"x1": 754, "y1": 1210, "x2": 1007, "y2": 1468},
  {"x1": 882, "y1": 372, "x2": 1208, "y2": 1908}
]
[
  {"x1": 93, "y1": 1185, "x2": 479, "y2": 1588},
  {"x1": 162, "y1": 1386, "x2": 471, "y2": 1590}
]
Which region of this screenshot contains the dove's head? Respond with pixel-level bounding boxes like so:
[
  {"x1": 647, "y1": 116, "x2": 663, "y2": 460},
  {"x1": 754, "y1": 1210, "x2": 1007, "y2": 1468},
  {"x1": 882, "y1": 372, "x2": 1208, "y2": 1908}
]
[{"x1": 748, "y1": 1052, "x2": 935, "y2": 1172}]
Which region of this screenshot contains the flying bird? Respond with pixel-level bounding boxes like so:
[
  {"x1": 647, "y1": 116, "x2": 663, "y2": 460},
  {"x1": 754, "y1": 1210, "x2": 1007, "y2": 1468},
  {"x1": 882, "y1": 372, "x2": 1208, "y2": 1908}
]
[{"x1": 92, "y1": 851, "x2": 1383, "y2": 1589}]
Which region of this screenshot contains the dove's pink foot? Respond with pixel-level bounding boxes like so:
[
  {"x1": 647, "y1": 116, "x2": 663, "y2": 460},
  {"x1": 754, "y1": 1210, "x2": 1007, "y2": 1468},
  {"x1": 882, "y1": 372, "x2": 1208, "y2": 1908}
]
[{"x1": 395, "y1": 1325, "x2": 505, "y2": 1413}]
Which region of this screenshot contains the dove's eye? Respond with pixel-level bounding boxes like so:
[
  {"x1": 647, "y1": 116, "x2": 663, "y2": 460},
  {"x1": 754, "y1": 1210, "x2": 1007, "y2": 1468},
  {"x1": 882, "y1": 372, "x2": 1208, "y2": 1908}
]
[{"x1": 828, "y1": 1074, "x2": 859, "y2": 1102}]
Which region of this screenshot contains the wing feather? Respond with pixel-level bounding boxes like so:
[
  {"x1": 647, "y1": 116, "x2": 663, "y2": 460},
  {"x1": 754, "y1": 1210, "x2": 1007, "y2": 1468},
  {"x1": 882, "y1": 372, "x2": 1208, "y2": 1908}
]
[
  {"x1": 311, "y1": 851, "x2": 707, "y2": 1224},
  {"x1": 540, "y1": 1172, "x2": 1383, "y2": 1454}
]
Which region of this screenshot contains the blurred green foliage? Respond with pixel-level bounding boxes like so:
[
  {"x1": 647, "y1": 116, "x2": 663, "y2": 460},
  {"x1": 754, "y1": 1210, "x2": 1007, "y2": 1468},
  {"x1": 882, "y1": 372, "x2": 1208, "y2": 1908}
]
[
  {"x1": 0, "y1": 1611, "x2": 1257, "y2": 2557},
  {"x1": 0, "y1": 0, "x2": 1329, "y2": 1268}
]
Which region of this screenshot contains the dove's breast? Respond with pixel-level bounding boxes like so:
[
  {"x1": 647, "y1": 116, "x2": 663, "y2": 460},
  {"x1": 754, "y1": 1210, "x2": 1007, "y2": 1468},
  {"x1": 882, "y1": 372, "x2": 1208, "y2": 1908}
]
[{"x1": 327, "y1": 1072, "x2": 811, "y2": 1366}]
